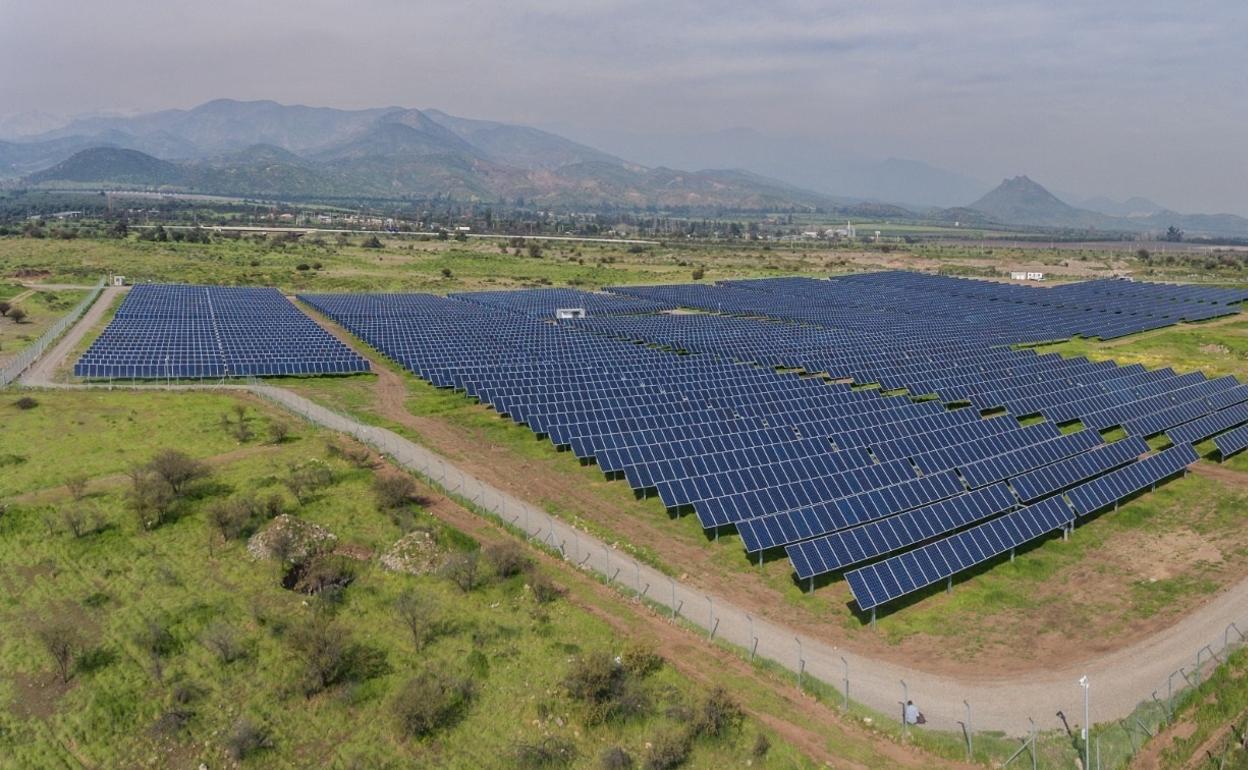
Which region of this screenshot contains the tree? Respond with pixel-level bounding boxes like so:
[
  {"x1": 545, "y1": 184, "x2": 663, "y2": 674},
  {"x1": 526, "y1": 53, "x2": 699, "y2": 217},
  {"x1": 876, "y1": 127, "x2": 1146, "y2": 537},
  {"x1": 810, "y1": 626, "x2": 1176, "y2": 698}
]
[
  {"x1": 483, "y1": 541, "x2": 529, "y2": 578},
  {"x1": 0, "y1": 301, "x2": 9, "y2": 317},
  {"x1": 361, "y1": 235, "x2": 384, "y2": 249},
  {"x1": 8, "y1": 307, "x2": 27, "y2": 324},
  {"x1": 60, "y1": 507, "x2": 88, "y2": 538},
  {"x1": 147, "y1": 449, "x2": 209, "y2": 496},
  {"x1": 1165, "y1": 225, "x2": 1184, "y2": 242},
  {"x1": 65, "y1": 474, "x2": 89, "y2": 502},
  {"x1": 35, "y1": 617, "x2": 84, "y2": 683},
  {"x1": 440, "y1": 551, "x2": 480, "y2": 593},
  {"x1": 128, "y1": 468, "x2": 176, "y2": 531},
  {"x1": 691, "y1": 267, "x2": 705, "y2": 280},
  {"x1": 527, "y1": 243, "x2": 543, "y2": 258},
  {"x1": 221, "y1": 405, "x2": 254, "y2": 442},
  {"x1": 395, "y1": 589, "x2": 440, "y2": 650},
  {"x1": 206, "y1": 498, "x2": 251, "y2": 542}
]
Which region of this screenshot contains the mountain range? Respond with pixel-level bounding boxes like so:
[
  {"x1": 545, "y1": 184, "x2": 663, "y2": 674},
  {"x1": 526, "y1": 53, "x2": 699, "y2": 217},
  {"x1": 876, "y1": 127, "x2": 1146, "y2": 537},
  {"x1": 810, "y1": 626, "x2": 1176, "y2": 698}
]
[{"x1": 4, "y1": 99, "x2": 1248, "y2": 236}]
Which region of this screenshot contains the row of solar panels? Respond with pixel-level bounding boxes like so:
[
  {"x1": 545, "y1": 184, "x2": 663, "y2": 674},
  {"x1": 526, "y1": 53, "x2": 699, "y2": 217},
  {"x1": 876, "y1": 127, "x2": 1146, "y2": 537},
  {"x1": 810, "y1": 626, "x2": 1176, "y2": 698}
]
[{"x1": 75, "y1": 284, "x2": 370, "y2": 379}]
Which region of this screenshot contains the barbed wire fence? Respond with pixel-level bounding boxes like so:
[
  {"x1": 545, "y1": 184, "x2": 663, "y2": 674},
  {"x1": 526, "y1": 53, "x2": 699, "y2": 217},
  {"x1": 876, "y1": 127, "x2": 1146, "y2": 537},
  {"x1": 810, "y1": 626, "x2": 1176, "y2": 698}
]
[{"x1": 0, "y1": 278, "x2": 105, "y2": 387}]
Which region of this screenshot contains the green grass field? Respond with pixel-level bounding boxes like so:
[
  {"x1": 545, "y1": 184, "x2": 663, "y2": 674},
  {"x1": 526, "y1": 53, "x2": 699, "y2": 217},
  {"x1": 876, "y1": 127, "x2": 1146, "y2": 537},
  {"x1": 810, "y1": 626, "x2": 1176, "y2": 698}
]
[
  {"x1": 0, "y1": 287, "x2": 87, "y2": 365},
  {"x1": 0, "y1": 234, "x2": 846, "y2": 294},
  {"x1": 4, "y1": 390, "x2": 965, "y2": 769}
]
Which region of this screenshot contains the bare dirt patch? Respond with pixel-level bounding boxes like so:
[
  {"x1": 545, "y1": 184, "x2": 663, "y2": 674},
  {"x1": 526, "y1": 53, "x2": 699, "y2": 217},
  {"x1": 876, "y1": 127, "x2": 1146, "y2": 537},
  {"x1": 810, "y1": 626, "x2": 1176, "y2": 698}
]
[
  {"x1": 9, "y1": 671, "x2": 75, "y2": 721},
  {"x1": 1105, "y1": 529, "x2": 1225, "y2": 582}
]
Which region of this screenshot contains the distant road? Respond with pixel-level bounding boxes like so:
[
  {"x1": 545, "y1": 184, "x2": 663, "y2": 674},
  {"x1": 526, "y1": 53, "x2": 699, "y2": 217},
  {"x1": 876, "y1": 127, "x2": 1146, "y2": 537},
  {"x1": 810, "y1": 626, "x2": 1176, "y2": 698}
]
[{"x1": 130, "y1": 224, "x2": 660, "y2": 246}]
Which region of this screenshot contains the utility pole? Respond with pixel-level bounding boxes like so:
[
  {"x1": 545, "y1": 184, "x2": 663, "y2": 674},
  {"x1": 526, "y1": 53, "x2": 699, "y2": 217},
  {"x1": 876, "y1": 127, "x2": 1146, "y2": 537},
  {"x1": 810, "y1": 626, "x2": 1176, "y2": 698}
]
[{"x1": 1079, "y1": 675, "x2": 1091, "y2": 770}]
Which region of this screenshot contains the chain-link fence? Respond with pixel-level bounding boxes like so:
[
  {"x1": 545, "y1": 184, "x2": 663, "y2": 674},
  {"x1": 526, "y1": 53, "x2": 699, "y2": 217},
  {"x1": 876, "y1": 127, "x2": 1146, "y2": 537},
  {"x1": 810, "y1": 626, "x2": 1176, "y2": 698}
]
[
  {"x1": 0, "y1": 278, "x2": 105, "y2": 387},
  {"x1": 244, "y1": 381, "x2": 1248, "y2": 768}
]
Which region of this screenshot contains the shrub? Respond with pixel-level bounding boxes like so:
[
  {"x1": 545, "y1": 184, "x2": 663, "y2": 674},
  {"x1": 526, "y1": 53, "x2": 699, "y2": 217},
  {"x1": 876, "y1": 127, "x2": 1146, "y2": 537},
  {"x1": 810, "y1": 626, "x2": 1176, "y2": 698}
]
[
  {"x1": 127, "y1": 468, "x2": 177, "y2": 531},
  {"x1": 373, "y1": 472, "x2": 419, "y2": 511},
  {"x1": 512, "y1": 736, "x2": 578, "y2": 767},
  {"x1": 530, "y1": 572, "x2": 562, "y2": 604},
  {"x1": 688, "y1": 686, "x2": 743, "y2": 739},
  {"x1": 600, "y1": 746, "x2": 634, "y2": 770},
  {"x1": 691, "y1": 267, "x2": 705, "y2": 280},
  {"x1": 284, "y1": 459, "x2": 334, "y2": 504},
  {"x1": 13, "y1": 396, "x2": 38, "y2": 410},
  {"x1": 8, "y1": 306, "x2": 27, "y2": 323},
  {"x1": 285, "y1": 554, "x2": 356, "y2": 596},
  {"x1": 564, "y1": 650, "x2": 649, "y2": 724},
  {"x1": 642, "y1": 729, "x2": 690, "y2": 770},
  {"x1": 484, "y1": 541, "x2": 530, "y2": 578},
  {"x1": 751, "y1": 733, "x2": 771, "y2": 758},
  {"x1": 441, "y1": 267, "x2": 453, "y2": 278},
  {"x1": 268, "y1": 420, "x2": 291, "y2": 444},
  {"x1": 296, "y1": 263, "x2": 311, "y2": 271},
  {"x1": 226, "y1": 718, "x2": 274, "y2": 760},
  {"x1": 440, "y1": 551, "x2": 480, "y2": 593},
  {"x1": 391, "y1": 669, "x2": 474, "y2": 738},
  {"x1": 620, "y1": 641, "x2": 663, "y2": 678},
  {"x1": 202, "y1": 622, "x2": 246, "y2": 664},
  {"x1": 288, "y1": 616, "x2": 355, "y2": 695}
]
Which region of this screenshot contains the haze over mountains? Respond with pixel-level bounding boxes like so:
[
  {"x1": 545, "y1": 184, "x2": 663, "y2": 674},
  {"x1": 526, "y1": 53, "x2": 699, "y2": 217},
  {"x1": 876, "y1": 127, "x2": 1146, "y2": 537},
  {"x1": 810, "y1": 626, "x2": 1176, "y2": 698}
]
[{"x1": 4, "y1": 99, "x2": 1248, "y2": 237}]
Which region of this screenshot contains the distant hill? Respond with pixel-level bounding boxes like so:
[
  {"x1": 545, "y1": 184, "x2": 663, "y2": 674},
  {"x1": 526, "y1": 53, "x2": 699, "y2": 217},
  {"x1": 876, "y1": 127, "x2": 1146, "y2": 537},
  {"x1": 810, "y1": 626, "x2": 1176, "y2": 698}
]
[
  {"x1": 13, "y1": 99, "x2": 843, "y2": 211},
  {"x1": 1078, "y1": 195, "x2": 1167, "y2": 218},
  {"x1": 27, "y1": 147, "x2": 184, "y2": 187},
  {"x1": 967, "y1": 176, "x2": 1113, "y2": 229},
  {"x1": 961, "y1": 176, "x2": 1248, "y2": 238}
]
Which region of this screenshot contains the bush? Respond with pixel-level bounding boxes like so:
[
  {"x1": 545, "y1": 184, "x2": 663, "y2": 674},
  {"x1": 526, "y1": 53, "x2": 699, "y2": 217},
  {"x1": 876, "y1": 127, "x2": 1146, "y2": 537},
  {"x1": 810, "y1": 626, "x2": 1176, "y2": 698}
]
[
  {"x1": 202, "y1": 622, "x2": 246, "y2": 664},
  {"x1": 268, "y1": 420, "x2": 291, "y2": 444},
  {"x1": 288, "y1": 616, "x2": 364, "y2": 695},
  {"x1": 391, "y1": 669, "x2": 475, "y2": 738},
  {"x1": 484, "y1": 541, "x2": 530, "y2": 578},
  {"x1": 226, "y1": 718, "x2": 273, "y2": 761},
  {"x1": 691, "y1": 267, "x2": 705, "y2": 280},
  {"x1": 530, "y1": 572, "x2": 562, "y2": 604},
  {"x1": 373, "y1": 472, "x2": 419, "y2": 511},
  {"x1": 206, "y1": 498, "x2": 252, "y2": 542},
  {"x1": 440, "y1": 551, "x2": 480, "y2": 593},
  {"x1": 284, "y1": 554, "x2": 356, "y2": 596},
  {"x1": 689, "y1": 686, "x2": 743, "y2": 739},
  {"x1": 512, "y1": 736, "x2": 578, "y2": 767},
  {"x1": 642, "y1": 729, "x2": 691, "y2": 770},
  {"x1": 564, "y1": 650, "x2": 649, "y2": 724},
  {"x1": 8, "y1": 306, "x2": 27, "y2": 323},
  {"x1": 600, "y1": 746, "x2": 634, "y2": 770},
  {"x1": 13, "y1": 396, "x2": 38, "y2": 410},
  {"x1": 620, "y1": 641, "x2": 663, "y2": 678},
  {"x1": 361, "y1": 235, "x2": 383, "y2": 249},
  {"x1": 751, "y1": 733, "x2": 771, "y2": 758}
]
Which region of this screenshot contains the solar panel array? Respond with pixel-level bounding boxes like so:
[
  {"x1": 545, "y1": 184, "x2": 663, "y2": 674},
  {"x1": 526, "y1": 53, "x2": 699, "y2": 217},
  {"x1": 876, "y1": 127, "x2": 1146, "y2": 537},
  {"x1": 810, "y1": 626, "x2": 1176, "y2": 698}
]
[
  {"x1": 298, "y1": 270, "x2": 1240, "y2": 613},
  {"x1": 74, "y1": 284, "x2": 370, "y2": 378}
]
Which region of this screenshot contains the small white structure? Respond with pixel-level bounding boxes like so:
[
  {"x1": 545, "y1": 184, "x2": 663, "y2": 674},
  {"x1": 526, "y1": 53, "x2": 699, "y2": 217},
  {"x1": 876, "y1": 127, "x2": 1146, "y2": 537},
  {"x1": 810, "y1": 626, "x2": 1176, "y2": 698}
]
[
  {"x1": 111, "y1": 275, "x2": 126, "y2": 286},
  {"x1": 555, "y1": 308, "x2": 586, "y2": 320},
  {"x1": 1010, "y1": 271, "x2": 1046, "y2": 281}
]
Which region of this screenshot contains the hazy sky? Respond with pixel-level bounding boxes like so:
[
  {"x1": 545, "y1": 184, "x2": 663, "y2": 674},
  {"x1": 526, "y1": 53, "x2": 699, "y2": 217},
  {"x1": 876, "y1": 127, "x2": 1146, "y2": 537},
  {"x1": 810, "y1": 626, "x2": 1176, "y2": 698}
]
[{"x1": 3, "y1": 0, "x2": 1246, "y2": 213}]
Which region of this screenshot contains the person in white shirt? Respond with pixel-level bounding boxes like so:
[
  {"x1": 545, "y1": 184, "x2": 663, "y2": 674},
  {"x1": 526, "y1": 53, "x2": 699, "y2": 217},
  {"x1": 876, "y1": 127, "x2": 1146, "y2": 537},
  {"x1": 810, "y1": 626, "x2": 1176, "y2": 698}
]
[{"x1": 904, "y1": 700, "x2": 925, "y2": 725}]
